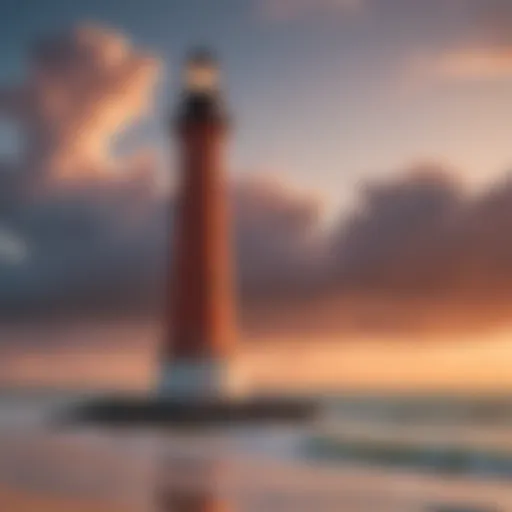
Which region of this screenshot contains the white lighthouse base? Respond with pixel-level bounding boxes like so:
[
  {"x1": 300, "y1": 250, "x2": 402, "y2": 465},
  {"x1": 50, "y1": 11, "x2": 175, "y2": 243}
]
[
  {"x1": 157, "y1": 359, "x2": 246, "y2": 401},
  {"x1": 65, "y1": 358, "x2": 319, "y2": 425}
]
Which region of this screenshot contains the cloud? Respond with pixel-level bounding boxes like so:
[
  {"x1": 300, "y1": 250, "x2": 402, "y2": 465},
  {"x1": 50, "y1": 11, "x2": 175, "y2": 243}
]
[
  {"x1": 413, "y1": 48, "x2": 512, "y2": 82},
  {"x1": 407, "y1": 2, "x2": 512, "y2": 83},
  {"x1": 331, "y1": 163, "x2": 464, "y2": 294},
  {"x1": 468, "y1": 0, "x2": 512, "y2": 48},
  {"x1": 259, "y1": 0, "x2": 363, "y2": 22},
  {"x1": 233, "y1": 174, "x2": 327, "y2": 296},
  {"x1": 10, "y1": 150, "x2": 512, "y2": 336},
  {"x1": 330, "y1": 163, "x2": 512, "y2": 306},
  {"x1": 247, "y1": 164, "x2": 512, "y2": 336},
  {"x1": 0, "y1": 24, "x2": 163, "y2": 316},
  {"x1": 0, "y1": 172, "x2": 327, "y2": 318},
  {"x1": 6, "y1": 24, "x2": 512, "y2": 335},
  {"x1": 0, "y1": 24, "x2": 329, "y2": 321},
  {"x1": 0, "y1": 24, "x2": 160, "y2": 187}
]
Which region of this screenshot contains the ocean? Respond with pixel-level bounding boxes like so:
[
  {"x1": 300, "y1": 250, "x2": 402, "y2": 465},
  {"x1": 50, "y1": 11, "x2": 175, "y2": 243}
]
[{"x1": 0, "y1": 390, "x2": 511, "y2": 511}]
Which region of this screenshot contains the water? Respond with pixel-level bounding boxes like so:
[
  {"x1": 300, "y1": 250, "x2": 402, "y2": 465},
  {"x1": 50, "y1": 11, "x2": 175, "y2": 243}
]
[{"x1": 0, "y1": 391, "x2": 511, "y2": 511}]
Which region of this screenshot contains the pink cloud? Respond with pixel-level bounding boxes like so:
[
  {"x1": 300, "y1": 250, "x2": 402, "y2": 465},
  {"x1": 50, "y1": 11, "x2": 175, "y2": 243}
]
[
  {"x1": 0, "y1": 24, "x2": 161, "y2": 187},
  {"x1": 406, "y1": 3, "x2": 512, "y2": 84},
  {"x1": 412, "y1": 48, "x2": 512, "y2": 82}
]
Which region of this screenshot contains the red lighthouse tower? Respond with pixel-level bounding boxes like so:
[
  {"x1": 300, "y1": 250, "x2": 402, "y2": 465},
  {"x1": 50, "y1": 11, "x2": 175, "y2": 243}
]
[
  {"x1": 159, "y1": 50, "x2": 239, "y2": 399},
  {"x1": 69, "y1": 51, "x2": 317, "y2": 425}
]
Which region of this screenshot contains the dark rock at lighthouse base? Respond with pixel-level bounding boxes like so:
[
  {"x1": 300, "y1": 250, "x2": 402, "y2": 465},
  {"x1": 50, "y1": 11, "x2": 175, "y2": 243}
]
[{"x1": 59, "y1": 395, "x2": 321, "y2": 428}]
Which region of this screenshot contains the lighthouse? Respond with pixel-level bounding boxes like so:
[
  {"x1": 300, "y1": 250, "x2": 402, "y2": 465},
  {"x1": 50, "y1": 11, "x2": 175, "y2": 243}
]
[
  {"x1": 69, "y1": 51, "x2": 318, "y2": 425},
  {"x1": 159, "y1": 50, "x2": 240, "y2": 400}
]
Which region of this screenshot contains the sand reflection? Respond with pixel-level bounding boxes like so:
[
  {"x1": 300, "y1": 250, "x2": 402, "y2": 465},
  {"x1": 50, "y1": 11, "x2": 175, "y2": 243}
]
[{"x1": 155, "y1": 454, "x2": 232, "y2": 512}]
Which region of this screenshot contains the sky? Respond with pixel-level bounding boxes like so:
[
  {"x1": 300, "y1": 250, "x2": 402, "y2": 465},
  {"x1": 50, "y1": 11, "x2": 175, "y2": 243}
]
[
  {"x1": 1, "y1": 0, "x2": 512, "y2": 212},
  {"x1": 2, "y1": 0, "x2": 512, "y2": 335}
]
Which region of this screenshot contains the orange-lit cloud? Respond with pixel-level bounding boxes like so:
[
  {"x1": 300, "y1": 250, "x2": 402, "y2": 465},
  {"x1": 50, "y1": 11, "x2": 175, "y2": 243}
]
[
  {"x1": 415, "y1": 48, "x2": 512, "y2": 82},
  {"x1": 408, "y1": 1, "x2": 512, "y2": 84},
  {"x1": 0, "y1": 24, "x2": 160, "y2": 186}
]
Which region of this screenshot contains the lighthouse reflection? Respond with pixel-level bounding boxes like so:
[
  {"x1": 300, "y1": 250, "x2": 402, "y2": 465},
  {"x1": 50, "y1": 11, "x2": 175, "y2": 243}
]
[{"x1": 155, "y1": 453, "x2": 233, "y2": 512}]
